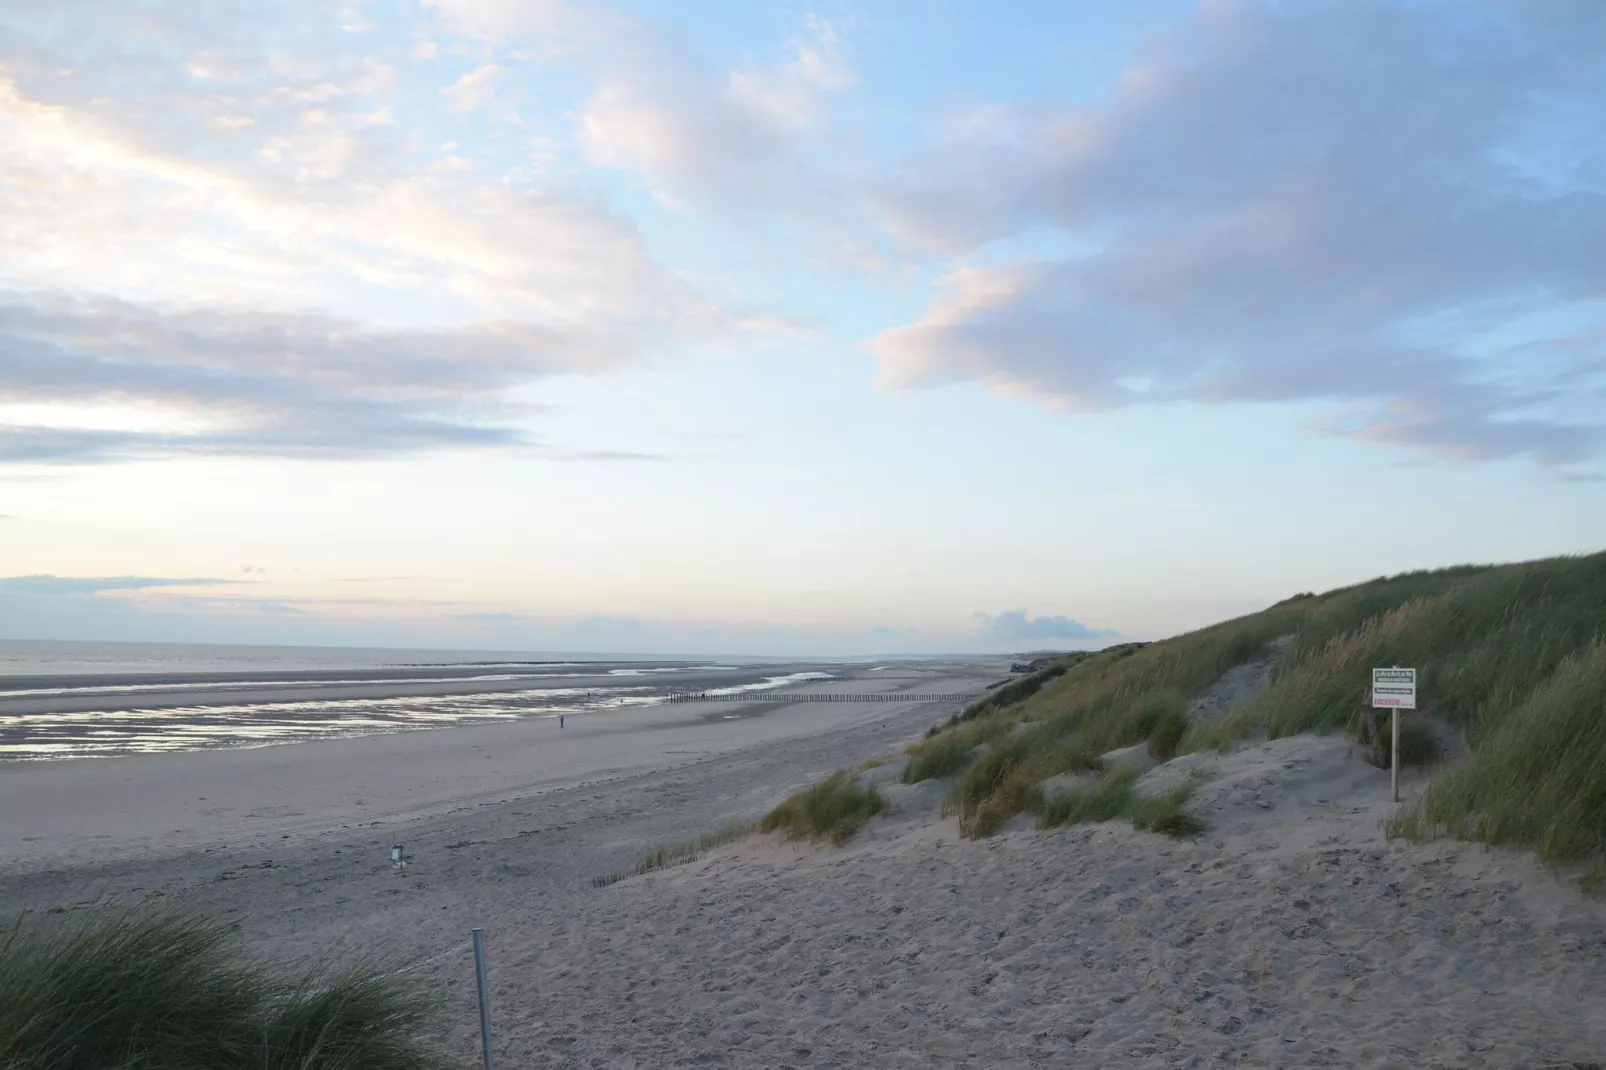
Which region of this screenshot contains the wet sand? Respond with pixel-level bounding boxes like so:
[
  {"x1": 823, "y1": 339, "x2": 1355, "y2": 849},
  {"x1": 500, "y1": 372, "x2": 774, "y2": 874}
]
[
  {"x1": 0, "y1": 661, "x2": 995, "y2": 873},
  {"x1": 0, "y1": 662, "x2": 824, "y2": 717},
  {"x1": 0, "y1": 660, "x2": 858, "y2": 760}
]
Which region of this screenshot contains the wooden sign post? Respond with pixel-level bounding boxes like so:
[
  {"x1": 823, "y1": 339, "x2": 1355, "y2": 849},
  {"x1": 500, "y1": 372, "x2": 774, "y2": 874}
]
[{"x1": 1371, "y1": 667, "x2": 1417, "y2": 802}]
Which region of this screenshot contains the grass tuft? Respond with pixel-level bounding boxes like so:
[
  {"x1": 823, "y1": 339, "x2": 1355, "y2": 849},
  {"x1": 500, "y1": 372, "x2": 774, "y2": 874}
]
[
  {"x1": 1128, "y1": 788, "x2": 1206, "y2": 838},
  {"x1": 1038, "y1": 768, "x2": 1136, "y2": 827},
  {"x1": 1144, "y1": 700, "x2": 1190, "y2": 760},
  {"x1": 761, "y1": 772, "x2": 886, "y2": 845},
  {"x1": 903, "y1": 729, "x2": 982, "y2": 783},
  {"x1": 1397, "y1": 720, "x2": 1441, "y2": 766},
  {"x1": 1038, "y1": 769, "x2": 1202, "y2": 839},
  {"x1": 0, "y1": 912, "x2": 448, "y2": 1070},
  {"x1": 261, "y1": 970, "x2": 448, "y2": 1070},
  {"x1": 1351, "y1": 710, "x2": 1441, "y2": 768}
]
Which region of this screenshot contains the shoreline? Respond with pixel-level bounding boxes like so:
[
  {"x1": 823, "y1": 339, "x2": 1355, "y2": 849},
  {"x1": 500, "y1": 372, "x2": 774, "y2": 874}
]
[
  {"x1": 0, "y1": 661, "x2": 867, "y2": 761},
  {"x1": 0, "y1": 661, "x2": 998, "y2": 874},
  {"x1": 0, "y1": 662, "x2": 831, "y2": 717}
]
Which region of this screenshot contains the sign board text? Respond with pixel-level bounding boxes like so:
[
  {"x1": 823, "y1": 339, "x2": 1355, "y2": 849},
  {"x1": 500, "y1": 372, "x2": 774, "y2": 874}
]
[{"x1": 1372, "y1": 667, "x2": 1417, "y2": 709}]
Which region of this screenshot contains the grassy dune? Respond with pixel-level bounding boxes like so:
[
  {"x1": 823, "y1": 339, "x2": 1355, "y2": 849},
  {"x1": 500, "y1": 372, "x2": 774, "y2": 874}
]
[
  {"x1": 761, "y1": 771, "x2": 886, "y2": 845},
  {"x1": 1390, "y1": 639, "x2": 1606, "y2": 862},
  {"x1": 768, "y1": 551, "x2": 1606, "y2": 868},
  {"x1": 0, "y1": 913, "x2": 449, "y2": 1070}
]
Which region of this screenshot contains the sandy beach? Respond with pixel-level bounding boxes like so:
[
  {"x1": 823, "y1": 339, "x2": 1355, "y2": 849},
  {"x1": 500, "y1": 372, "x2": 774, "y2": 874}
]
[
  {"x1": 5, "y1": 658, "x2": 1605, "y2": 1068},
  {"x1": 462, "y1": 805, "x2": 1606, "y2": 1068},
  {"x1": 0, "y1": 661, "x2": 990, "y2": 873}
]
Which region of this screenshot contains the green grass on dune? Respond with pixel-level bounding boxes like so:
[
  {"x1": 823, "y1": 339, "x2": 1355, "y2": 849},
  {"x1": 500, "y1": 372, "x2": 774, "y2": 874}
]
[
  {"x1": 1038, "y1": 767, "x2": 1203, "y2": 839},
  {"x1": 1232, "y1": 556, "x2": 1606, "y2": 747},
  {"x1": 0, "y1": 913, "x2": 449, "y2": 1070},
  {"x1": 902, "y1": 728, "x2": 983, "y2": 784},
  {"x1": 922, "y1": 551, "x2": 1606, "y2": 859},
  {"x1": 952, "y1": 735, "x2": 1048, "y2": 837},
  {"x1": 761, "y1": 771, "x2": 886, "y2": 845},
  {"x1": 953, "y1": 652, "x2": 1099, "y2": 724},
  {"x1": 744, "y1": 551, "x2": 1606, "y2": 872},
  {"x1": 1014, "y1": 614, "x2": 1305, "y2": 762},
  {"x1": 1390, "y1": 640, "x2": 1606, "y2": 863}
]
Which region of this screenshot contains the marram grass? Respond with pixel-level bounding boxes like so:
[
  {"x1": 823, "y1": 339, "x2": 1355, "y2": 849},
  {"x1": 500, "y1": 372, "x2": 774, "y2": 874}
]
[
  {"x1": 0, "y1": 912, "x2": 451, "y2": 1070},
  {"x1": 1389, "y1": 640, "x2": 1606, "y2": 863},
  {"x1": 761, "y1": 771, "x2": 886, "y2": 845},
  {"x1": 1038, "y1": 767, "x2": 1203, "y2": 839},
  {"x1": 671, "y1": 552, "x2": 1606, "y2": 873},
  {"x1": 922, "y1": 551, "x2": 1606, "y2": 861}
]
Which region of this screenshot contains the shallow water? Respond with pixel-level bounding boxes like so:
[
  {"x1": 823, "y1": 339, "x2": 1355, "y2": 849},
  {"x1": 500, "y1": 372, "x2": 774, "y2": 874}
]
[{"x1": 0, "y1": 640, "x2": 831, "y2": 760}]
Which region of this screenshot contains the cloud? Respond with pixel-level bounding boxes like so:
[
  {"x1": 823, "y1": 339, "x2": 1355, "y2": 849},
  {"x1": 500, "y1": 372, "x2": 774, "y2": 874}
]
[
  {"x1": 0, "y1": 54, "x2": 710, "y2": 315},
  {"x1": 0, "y1": 294, "x2": 627, "y2": 462},
  {"x1": 337, "y1": 5, "x2": 374, "y2": 33},
  {"x1": 0, "y1": 584, "x2": 1022, "y2": 654},
  {"x1": 552, "y1": 449, "x2": 663, "y2": 462},
  {"x1": 576, "y1": 615, "x2": 649, "y2": 631},
  {"x1": 424, "y1": 0, "x2": 856, "y2": 210},
  {"x1": 442, "y1": 64, "x2": 502, "y2": 110},
  {"x1": 870, "y1": 0, "x2": 1606, "y2": 467},
  {"x1": 977, "y1": 610, "x2": 1118, "y2": 642},
  {"x1": 252, "y1": 601, "x2": 308, "y2": 615},
  {"x1": 0, "y1": 1, "x2": 742, "y2": 464},
  {"x1": 0, "y1": 575, "x2": 230, "y2": 595},
  {"x1": 572, "y1": 15, "x2": 850, "y2": 205},
  {"x1": 0, "y1": 576, "x2": 463, "y2": 645},
  {"x1": 421, "y1": 0, "x2": 611, "y2": 46}
]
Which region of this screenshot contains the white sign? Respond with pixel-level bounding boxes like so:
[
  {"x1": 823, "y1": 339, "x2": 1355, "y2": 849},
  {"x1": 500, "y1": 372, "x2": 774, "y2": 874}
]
[{"x1": 1372, "y1": 667, "x2": 1417, "y2": 709}]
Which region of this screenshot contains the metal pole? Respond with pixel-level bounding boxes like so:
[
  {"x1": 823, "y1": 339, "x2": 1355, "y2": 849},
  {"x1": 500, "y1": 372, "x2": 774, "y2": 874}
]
[
  {"x1": 1390, "y1": 707, "x2": 1400, "y2": 803},
  {"x1": 472, "y1": 927, "x2": 494, "y2": 1070}
]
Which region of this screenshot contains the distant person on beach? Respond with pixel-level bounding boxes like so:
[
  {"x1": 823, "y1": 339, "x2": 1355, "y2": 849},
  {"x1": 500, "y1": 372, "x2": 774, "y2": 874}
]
[{"x1": 560, "y1": 715, "x2": 565, "y2": 728}]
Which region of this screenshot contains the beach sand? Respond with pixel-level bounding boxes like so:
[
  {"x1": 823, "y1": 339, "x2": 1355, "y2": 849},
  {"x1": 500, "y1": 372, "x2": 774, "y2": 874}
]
[
  {"x1": 0, "y1": 663, "x2": 995, "y2": 957},
  {"x1": 0, "y1": 662, "x2": 988, "y2": 874},
  {"x1": 418, "y1": 735, "x2": 1606, "y2": 1069},
  {"x1": 5, "y1": 660, "x2": 1605, "y2": 1068}
]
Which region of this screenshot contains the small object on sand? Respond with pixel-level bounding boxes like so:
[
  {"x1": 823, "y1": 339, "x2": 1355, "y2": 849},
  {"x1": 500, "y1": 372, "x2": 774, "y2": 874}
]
[{"x1": 391, "y1": 843, "x2": 405, "y2": 868}]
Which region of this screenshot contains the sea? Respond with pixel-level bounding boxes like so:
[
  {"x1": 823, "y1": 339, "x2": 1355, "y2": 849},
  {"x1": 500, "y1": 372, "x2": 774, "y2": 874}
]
[{"x1": 0, "y1": 639, "x2": 838, "y2": 762}]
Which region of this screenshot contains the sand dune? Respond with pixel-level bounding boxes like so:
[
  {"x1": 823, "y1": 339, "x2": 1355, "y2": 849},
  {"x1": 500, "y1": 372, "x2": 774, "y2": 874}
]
[{"x1": 417, "y1": 737, "x2": 1606, "y2": 1069}]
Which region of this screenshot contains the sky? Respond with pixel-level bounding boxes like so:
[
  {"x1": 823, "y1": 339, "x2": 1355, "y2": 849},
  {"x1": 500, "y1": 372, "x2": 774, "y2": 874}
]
[{"x1": 1, "y1": 0, "x2": 1604, "y2": 657}]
